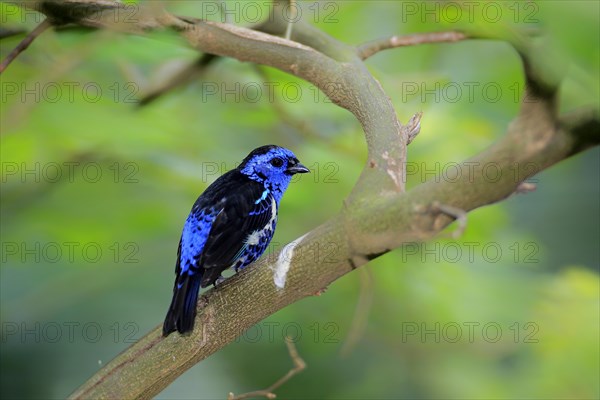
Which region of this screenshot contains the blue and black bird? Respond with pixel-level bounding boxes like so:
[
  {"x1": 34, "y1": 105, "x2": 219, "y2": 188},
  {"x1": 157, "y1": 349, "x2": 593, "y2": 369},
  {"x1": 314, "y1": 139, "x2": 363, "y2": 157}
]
[{"x1": 163, "y1": 145, "x2": 309, "y2": 336}]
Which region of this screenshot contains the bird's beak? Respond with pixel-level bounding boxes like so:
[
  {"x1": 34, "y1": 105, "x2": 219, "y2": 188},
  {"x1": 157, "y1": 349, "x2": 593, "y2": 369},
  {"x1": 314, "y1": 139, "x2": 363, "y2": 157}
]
[{"x1": 286, "y1": 162, "x2": 310, "y2": 175}]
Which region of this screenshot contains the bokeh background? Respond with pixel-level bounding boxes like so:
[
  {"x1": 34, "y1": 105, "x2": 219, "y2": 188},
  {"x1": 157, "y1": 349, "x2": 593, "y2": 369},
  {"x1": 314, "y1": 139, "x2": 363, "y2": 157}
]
[{"x1": 1, "y1": 1, "x2": 598, "y2": 399}]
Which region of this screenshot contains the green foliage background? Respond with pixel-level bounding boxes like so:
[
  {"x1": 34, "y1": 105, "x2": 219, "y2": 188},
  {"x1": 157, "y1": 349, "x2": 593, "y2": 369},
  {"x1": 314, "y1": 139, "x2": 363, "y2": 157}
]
[{"x1": 1, "y1": 1, "x2": 598, "y2": 399}]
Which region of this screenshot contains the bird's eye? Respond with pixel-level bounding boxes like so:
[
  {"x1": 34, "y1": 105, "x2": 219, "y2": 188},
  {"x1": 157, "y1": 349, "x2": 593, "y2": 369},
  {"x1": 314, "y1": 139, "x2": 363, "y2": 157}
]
[{"x1": 270, "y1": 158, "x2": 284, "y2": 168}]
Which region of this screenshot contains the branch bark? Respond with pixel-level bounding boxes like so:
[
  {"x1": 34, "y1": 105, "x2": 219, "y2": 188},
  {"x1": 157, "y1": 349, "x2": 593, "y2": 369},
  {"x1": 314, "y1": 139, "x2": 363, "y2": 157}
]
[{"x1": 8, "y1": 1, "x2": 599, "y2": 399}]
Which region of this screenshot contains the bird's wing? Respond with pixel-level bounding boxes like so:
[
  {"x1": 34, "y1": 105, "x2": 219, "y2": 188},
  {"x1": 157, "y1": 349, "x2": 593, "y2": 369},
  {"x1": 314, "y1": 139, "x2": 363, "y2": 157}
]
[{"x1": 177, "y1": 204, "x2": 222, "y2": 277}]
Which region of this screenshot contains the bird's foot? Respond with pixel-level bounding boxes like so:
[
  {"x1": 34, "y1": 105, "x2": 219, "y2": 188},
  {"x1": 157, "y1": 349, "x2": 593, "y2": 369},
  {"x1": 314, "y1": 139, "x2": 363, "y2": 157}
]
[{"x1": 214, "y1": 275, "x2": 226, "y2": 287}]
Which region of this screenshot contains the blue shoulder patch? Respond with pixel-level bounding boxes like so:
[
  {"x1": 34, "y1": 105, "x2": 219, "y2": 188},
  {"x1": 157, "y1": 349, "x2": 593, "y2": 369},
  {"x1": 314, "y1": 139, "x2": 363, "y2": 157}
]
[{"x1": 179, "y1": 208, "x2": 220, "y2": 275}]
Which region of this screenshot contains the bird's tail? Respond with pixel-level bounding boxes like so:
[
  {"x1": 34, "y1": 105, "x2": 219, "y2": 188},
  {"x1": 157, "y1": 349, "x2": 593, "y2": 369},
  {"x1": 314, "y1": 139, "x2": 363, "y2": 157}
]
[{"x1": 163, "y1": 273, "x2": 201, "y2": 336}]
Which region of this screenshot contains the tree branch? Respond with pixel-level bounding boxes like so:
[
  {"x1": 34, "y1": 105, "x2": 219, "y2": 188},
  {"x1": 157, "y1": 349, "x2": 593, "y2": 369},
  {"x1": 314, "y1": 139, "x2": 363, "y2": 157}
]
[
  {"x1": 227, "y1": 337, "x2": 306, "y2": 400},
  {"x1": 138, "y1": 53, "x2": 218, "y2": 106},
  {"x1": 357, "y1": 31, "x2": 469, "y2": 60},
  {"x1": 0, "y1": 27, "x2": 27, "y2": 39},
  {"x1": 66, "y1": 105, "x2": 598, "y2": 400},
  {"x1": 340, "y1": 268, "x2": 374, "y2": 357},
  {"x1": 431, "y1": 202, "x2": 468, "y2": 239},
  {"x1": 0, "y1": 18, "x2": 51, "y2": 74},
  {"x1": 8, "y1": 1, "x2": 599, "y2": 399},
  {"x1": 20, "y1": 0, "x2": 411, "y2": 197}
]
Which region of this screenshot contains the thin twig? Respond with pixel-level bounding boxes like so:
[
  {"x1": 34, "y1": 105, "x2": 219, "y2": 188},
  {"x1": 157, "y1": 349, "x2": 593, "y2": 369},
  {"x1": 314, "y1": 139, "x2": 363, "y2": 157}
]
[
  {"x1": 138, "y1": 53, "x2": 217, "y2": 106},
  {"x1": 357, "y1": 31, "x2": 469, "y2": 60},
  {"x1": 404, "y1": 112, "x2": 423, "y2": 145},
  {"x1": 0, "y1": 27, "x2": 27, "y2": 39},
  {"x1": 284, "y1": 0, "x2": 297, "y2": 40},
  {"x1": 432, "y1": 202, "x2": 468, "y2": 239},
  {"x1": 340, "y1": 267, "x2": 373, "y2": 357},
  {"x1": 0, "y1": 19, "x2": 52, "y2": 74},
  {"x1": 228, "y1": 337, "x2": 306, "y2": 400}
]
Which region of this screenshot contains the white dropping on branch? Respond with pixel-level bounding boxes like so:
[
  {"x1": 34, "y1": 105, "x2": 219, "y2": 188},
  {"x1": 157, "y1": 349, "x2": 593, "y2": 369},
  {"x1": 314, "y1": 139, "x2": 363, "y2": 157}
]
[{"x1": 273, "y1": 233, "x2": 308, "y2": 290}]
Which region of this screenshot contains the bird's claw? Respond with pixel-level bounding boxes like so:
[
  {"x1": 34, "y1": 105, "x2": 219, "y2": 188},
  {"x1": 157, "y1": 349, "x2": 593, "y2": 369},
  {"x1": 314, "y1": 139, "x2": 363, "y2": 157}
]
[{"x1": 214, "y1": 276, "x2": 226, "y2": 287}]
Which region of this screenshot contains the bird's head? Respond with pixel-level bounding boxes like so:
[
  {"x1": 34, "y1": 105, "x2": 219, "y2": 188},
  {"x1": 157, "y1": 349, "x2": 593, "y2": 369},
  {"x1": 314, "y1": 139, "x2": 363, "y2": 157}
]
[{"x1": 239, "y1": 145, "x2": 309, "y2": 191}]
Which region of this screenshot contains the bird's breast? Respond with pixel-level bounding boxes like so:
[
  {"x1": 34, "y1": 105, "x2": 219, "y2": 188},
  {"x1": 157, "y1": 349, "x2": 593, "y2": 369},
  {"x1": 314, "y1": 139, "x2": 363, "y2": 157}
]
[{"x1": 246, "y1": 195, "x2": 278, "y2": 246}]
